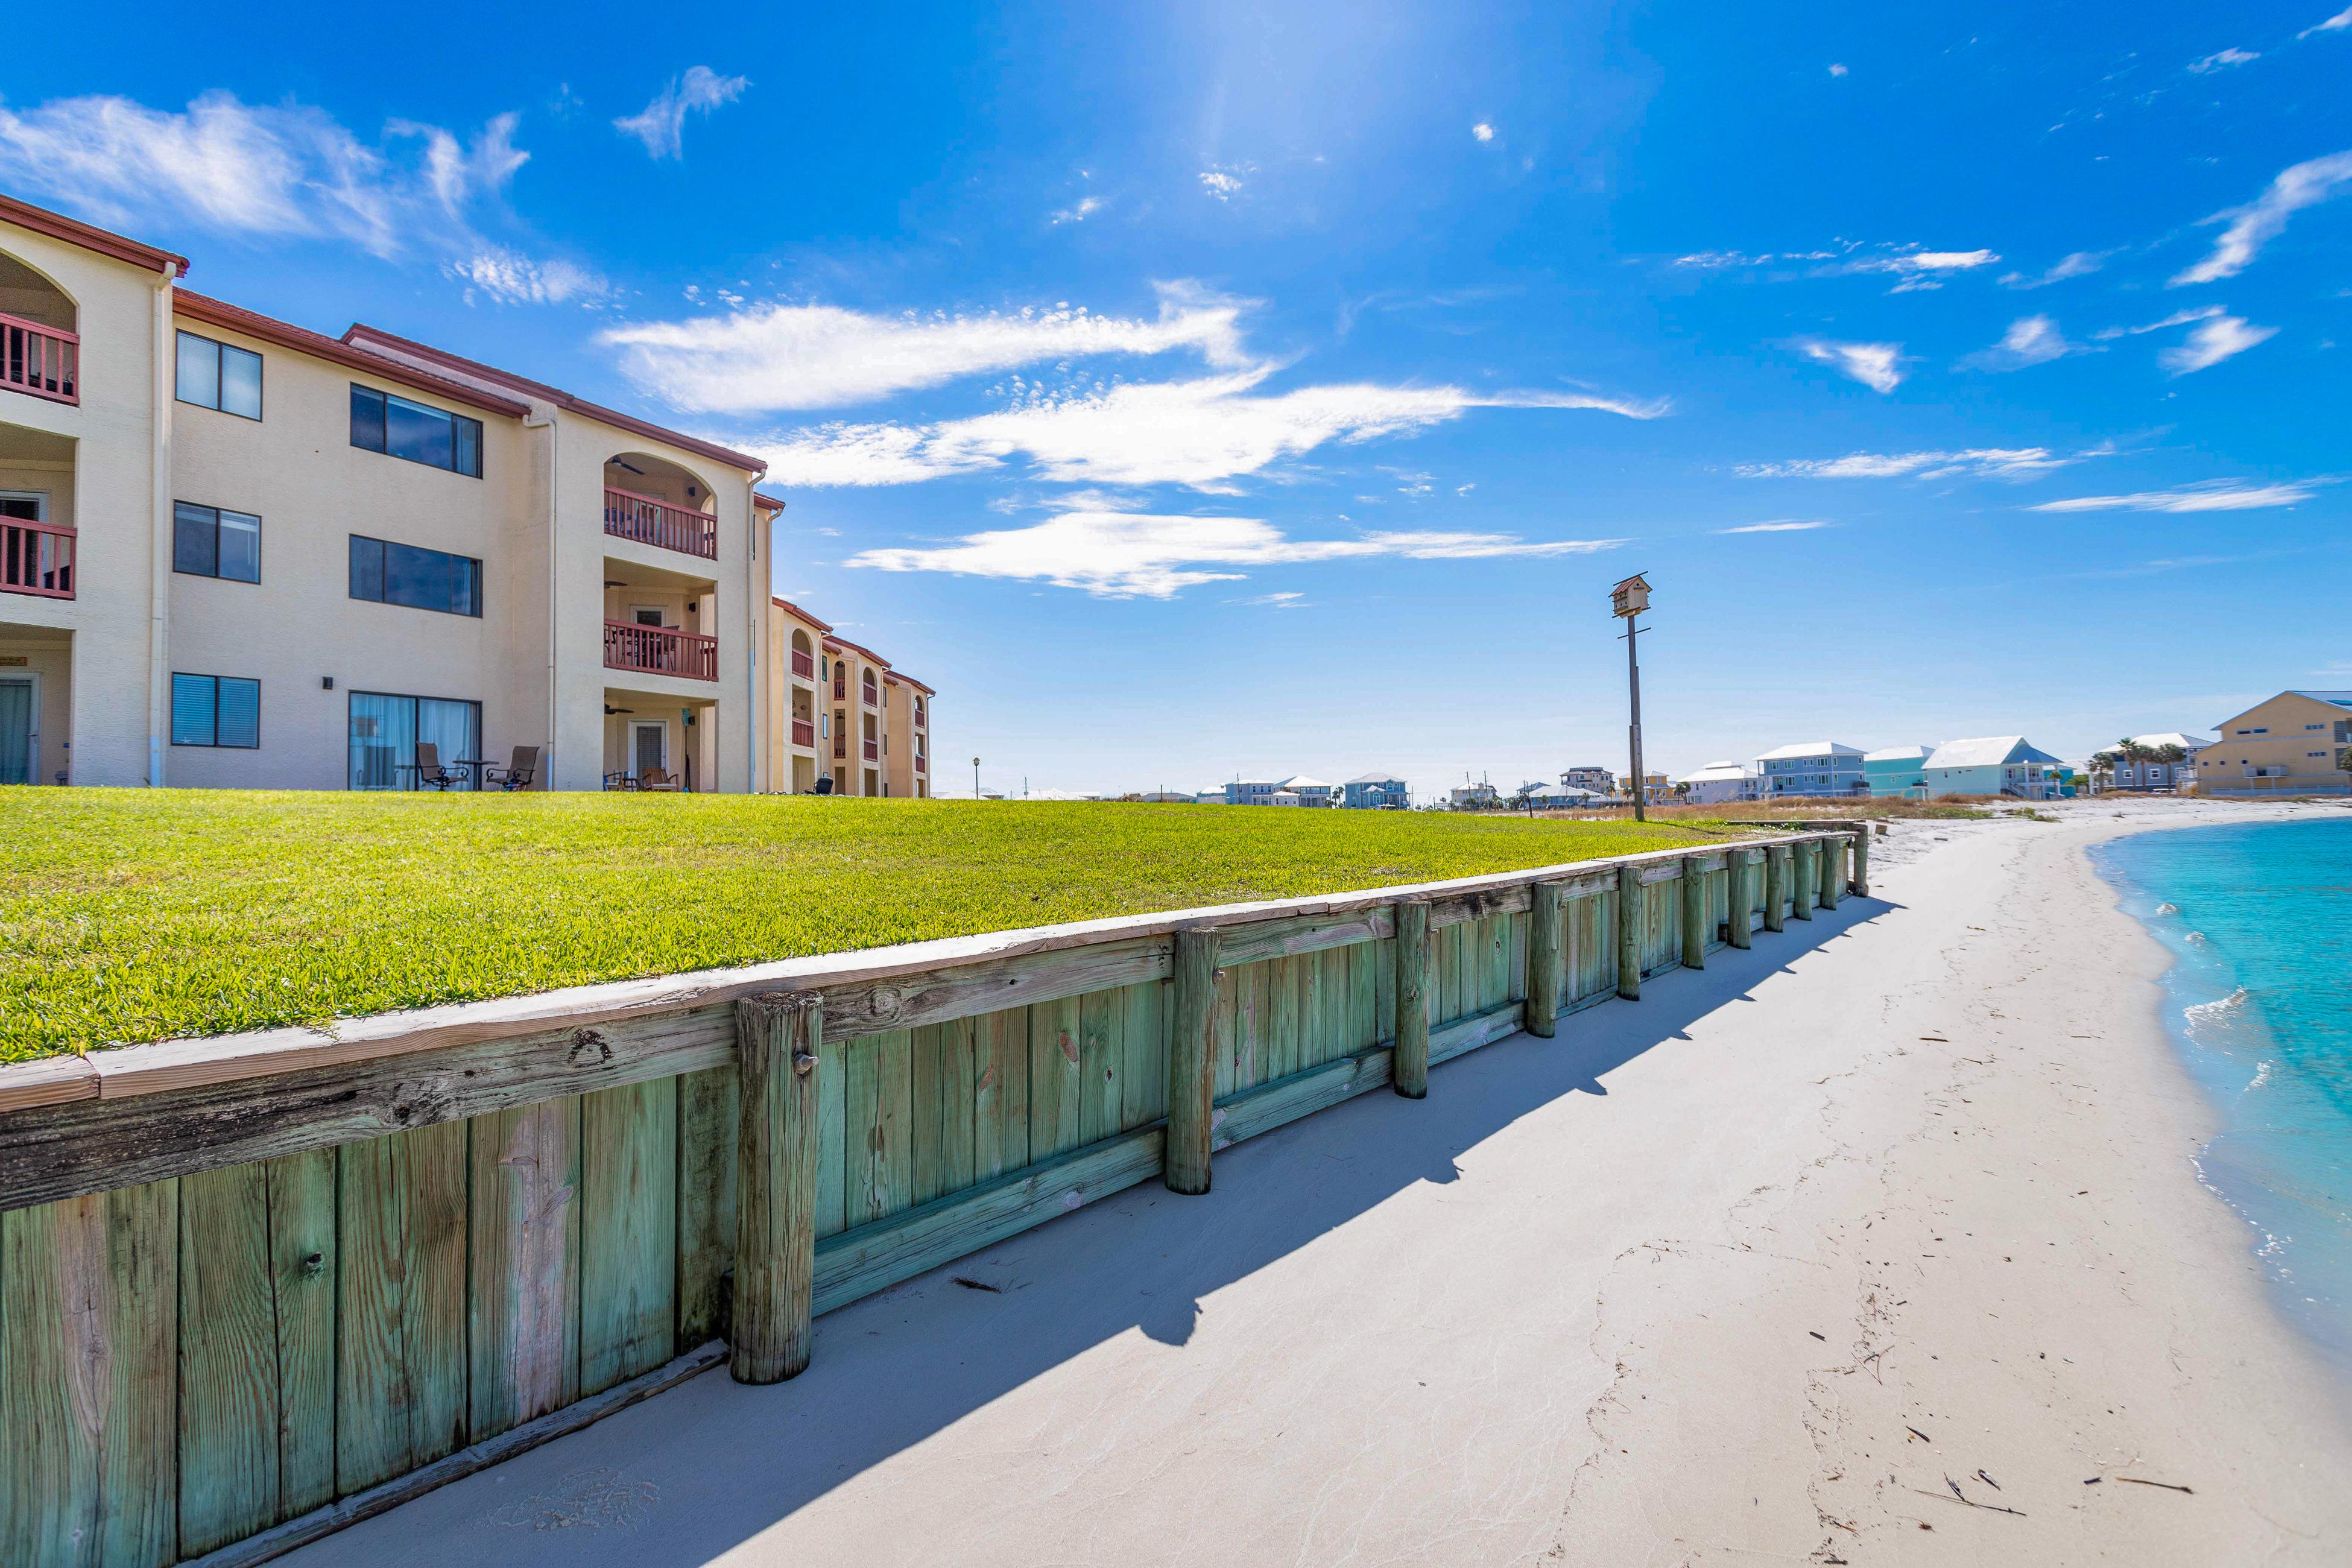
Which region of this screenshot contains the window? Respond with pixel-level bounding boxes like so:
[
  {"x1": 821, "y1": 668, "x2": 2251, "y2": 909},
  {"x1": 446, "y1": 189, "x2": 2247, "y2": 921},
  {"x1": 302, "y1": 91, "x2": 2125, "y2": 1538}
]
[
  {"x1": 171, "y1": 673, "x2": 260, "y2": 748},
  {"x1": 349, "y1": 385, "x2": 483, "y2": 478},
  {"x1": 173, "y1": 502, "x2": 262, "y2": 583},
  {"x1": 175, "y1": 331, "x2": 263, "y2": 420},
  {"x1": 349, "y1": 534, "x2": 482, "y2": 617},
  {"x1": 347, "y1": 691, "x2": 481, "y2": 790}
]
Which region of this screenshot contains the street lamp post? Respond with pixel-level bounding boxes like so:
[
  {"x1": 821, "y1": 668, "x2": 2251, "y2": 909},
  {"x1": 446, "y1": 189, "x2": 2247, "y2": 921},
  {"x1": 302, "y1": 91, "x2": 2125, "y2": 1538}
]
[
  {"x1": 1611, "y1": 573, "x2": 1652, "y2": 824},
  {"x1": 972, "y1": 757, "x2": 981, "y2": 798}
]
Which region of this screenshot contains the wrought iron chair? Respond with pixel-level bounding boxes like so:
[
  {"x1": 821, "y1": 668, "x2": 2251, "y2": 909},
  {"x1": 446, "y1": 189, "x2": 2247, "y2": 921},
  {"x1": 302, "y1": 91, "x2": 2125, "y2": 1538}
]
[
  {"x1": 484, "y1": 745, "x2": 539, "y2": 791},
  {"x1": 413, "y1": 742, "x2": 466, "y2": 791}
]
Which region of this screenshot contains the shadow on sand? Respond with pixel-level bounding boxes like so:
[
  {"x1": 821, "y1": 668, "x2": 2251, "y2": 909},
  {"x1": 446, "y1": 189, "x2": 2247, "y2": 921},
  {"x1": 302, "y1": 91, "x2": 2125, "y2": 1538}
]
[{"x1": 288, "y1": 896, "x2": 1893, "y2": 1566}]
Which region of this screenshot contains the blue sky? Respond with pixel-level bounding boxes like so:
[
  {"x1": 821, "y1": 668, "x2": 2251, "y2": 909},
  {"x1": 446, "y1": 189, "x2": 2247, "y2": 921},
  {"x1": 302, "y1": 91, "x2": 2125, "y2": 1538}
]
[{"x1": 8, "y1": 2, "x2": 2349, "y2": 797}]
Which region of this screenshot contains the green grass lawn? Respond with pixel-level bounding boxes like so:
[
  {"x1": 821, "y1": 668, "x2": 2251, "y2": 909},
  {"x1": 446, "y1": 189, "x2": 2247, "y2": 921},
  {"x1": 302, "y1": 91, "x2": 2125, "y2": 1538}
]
[{"x1": 0, "y1": 790, "x2": 1721, "y2": 1062}]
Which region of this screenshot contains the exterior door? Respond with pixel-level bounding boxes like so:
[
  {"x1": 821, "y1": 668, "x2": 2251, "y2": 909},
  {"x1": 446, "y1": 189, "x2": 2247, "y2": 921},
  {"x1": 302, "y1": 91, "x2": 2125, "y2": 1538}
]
[
  {"x1": 0, "y1": 677, "x2": 34, "y2": 785},
  {"x1": 632, "y1": 721, "x2": 666, "y2": 776}
]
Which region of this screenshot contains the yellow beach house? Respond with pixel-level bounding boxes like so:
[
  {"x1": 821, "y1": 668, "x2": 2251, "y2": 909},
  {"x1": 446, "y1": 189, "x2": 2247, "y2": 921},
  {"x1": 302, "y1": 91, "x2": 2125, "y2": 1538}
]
[{"x1": 2193, "y1": 692, "x2": 2352, "y2": 797}]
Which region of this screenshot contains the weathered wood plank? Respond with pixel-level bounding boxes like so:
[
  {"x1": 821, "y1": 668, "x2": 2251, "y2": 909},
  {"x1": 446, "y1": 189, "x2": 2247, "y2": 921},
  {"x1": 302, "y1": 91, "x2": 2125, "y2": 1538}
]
[
  {"x1": 1764, "y1": 843, "x2": 1788, "y2": 932},
  {"x1": 937, "y1": 1016, "x2": 977, "y2": 1198},
  {"x1": 1725, "y1": 850, "x2": 1753, "y2": 949},
  {"x1": 1436, "y1": 917, "x2": 1462, "y2": 1026},
  {"x1": 1118, "y1": 982, "x2": 1163, "y2": 1133},
  {"x1": 911, "y1": 1022, "x2": 947, "y2": 1207},
  {"x1": 1317, "y1": 944, "x2": 1350, "y2": 1064},
  {"x1": 814, "y1": 1031, "x2": 847, "y2": 1239},
  {"x1": 974, "y1": 1007, "x2": 1028, "y2": 1181},
  {"x1": 1348, "y1": 937, "x2": 1377, "y2": 1057},
  {"x1": 732, "y1": 993, "x2": 821, "y2": 1385},
  {"x1": 1616, "y1": 865, "x2": 1642, "y2": 999},
  {"x1": 264, "y1": 1149, "x2": 337, "y2": 1525},
  {"x1": 1081, "y1": 988, "x2": 1124, "y2": 1145},
  {"x1": 1374, "y1": 936, "x2": 1397, "y2": 1050},
  {"x1": 467, "y1": 1098, "x2": 582, "y2": 1444},
  {"x1": 813, "y1": 1129, "x2": 1166, "y2": 1316},
  {"x1": 674, "y1": 1066, "x2": 736, "y2": 1347},
  {"x1": 1, "y1": 1181, "x2": 179, "y2": 1568},
  {"x1": 177, "y1": 1161, "x2": 280, "y2": 1557},
  {"x1": 1427, "y1": 999, "x2": 1529, "y2": 1068},
  {"x1": 1391, "y1": 902, "x2": 1429, "y2": 1098},
  {"x1": 1790, "y1": 840, "x2": 1815, "y2": 920},
  {"x1": 337, "y1": 1123, "x2": 466, "y2": 1496},
  {"x1": 1525, "y1": 883, "x2": 1562, "y2": 1037},
  {"x1": 1214, "y1": 908, "x2": 1388, "y2": 968},
  {"x1": 1215, "y1": 1046, "x2": 1392, "y2": 1148},
  {"x1": 578, "y1": 1079, "x2": 678, "y2": 1397},
  {"x1": 1165, "y1": 929, "x2": 1218, "y2": 1195},
  {"x1": 818, "y1": 934, "x2": 1169, "y2": 1040},
  {"x1": 1681, "y1": 856, "x2": 1709, "y2": 970},
  {"x1": 1821, "y1": 836, "x2": 1844, "y2": 909},
  {"x1": 0, "y1": 1054, "x2": 98, "y2": 1114},
  {"x1": 1269, "y1": 956, "x2": 1302, "y2": 1086},
  {"x1": 1026, "y1": 999, "x2": 1084, "y2": 1163}
]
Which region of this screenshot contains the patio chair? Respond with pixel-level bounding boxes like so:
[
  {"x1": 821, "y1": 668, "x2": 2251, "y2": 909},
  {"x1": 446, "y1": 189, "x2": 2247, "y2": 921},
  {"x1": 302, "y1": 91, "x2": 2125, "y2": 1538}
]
[
  {"x1": 484, "y1": 746, "x2": 539, "y2": 791},
  {"x1": 637, "y1": 767, "x2": 680, "y2": 792},
  {"x1": 414, "y1": 742, "x2": 465, "y2": 791}
]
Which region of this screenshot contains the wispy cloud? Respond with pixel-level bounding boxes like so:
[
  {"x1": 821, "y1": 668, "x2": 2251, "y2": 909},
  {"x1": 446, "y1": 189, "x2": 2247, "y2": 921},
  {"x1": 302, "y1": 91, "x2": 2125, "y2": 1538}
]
[
  {"x1": 1739, "y1": 447, "x2": 2091, "y2": 481},
  {"x1": 1960, "y1": 315, "x2": 2096, "y2": 371},
  {"x1": 1472, "y1": 122, "x2": 1496, "y2": 143},
  {"x1": 844, "y1": 509, "x2": 1626, "y2": 598},
  {"x1": 2094, "y1": 304, "x2": 2225, "y2": 339},
  {"x1": 1049, "y1": 195, "x2": 1104, "y2": 225},
  {"x1": 1198, "y1": 165, "x2": 1249, "y2": 201},
  {"x1": 0, "y1": 91, "x2": 599, "y2": 304},
  {"x1": 1240, "y1": 590, "x2": 1309, "y2": 609},
  {"x1": 613, "y1": 67, "x2": 749, "y2": 159},
  {"x1": 2160, "y1": 314, "x2": 2278, "y2": 374},
  {"x1": 2172, "y1": 149, "x2": 2352, "y2": 285},
  {"x1": 601, "y1": 281, "x2": 1255, "y2": 412},
  {"x1": 2187, "y1": 46, "x2": 2260, "y2": 72},
  {"x1": 1715, "y1": 520, "x2": 1832, "y2": 534},
  {"x1": 2000, "y1": 250, "x2": 2110, "y2": 289},
  {"x1": 2029, "y1": 479, "x2": 2316, "y2": 513},
  {"x1": 2301, "y1": 7, "x2": 2352, "y2": 39},
  {"x1": 752, "y1": 366, "x2": 1667, "y2": 489},
  {"x1": 1672, "y1": 242, "x2": 1995, "y2": 291},
  {"x1": 1792, "y1": 338, "x2": 1905, "y2": 393}
]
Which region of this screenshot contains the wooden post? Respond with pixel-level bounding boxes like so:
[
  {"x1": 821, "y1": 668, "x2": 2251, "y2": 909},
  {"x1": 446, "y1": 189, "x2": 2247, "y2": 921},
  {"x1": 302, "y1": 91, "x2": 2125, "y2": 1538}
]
[
  {"x1": 1820, "y1": 836, "x2": 1843, "y2": 909},
  {"x1": 1394, "y1": 900, "x2": 1432, "y2": 1095},
  {"x1": 1616, "y1": 863, "x2": 1642, "y2": 999},
  {"x1": 1763, "y1": 844, "x2": 1787, "y2": 933},
  {"x1": 1726, "y1": 849, "x2": 1752, "y2": 949},
  {"x1": 1789, "y1": 841, "x2": 1814, "y2": 920},
  {"x1": 1523, "y1": 885, "x2": 1561, "y2": 1038},
  {"x1": 1166, "y1": 928, "x2": 1219, "y2": 1193},
  {"x1": 1850, "y1": 827, "x2": 1870, "y2": 897},
  {"x1": 1680, "y1": 855, "x2": 1707, "y2": 970},
  {"x1": 733, "y1": 990, "x2": 821, "y2": 1385}
]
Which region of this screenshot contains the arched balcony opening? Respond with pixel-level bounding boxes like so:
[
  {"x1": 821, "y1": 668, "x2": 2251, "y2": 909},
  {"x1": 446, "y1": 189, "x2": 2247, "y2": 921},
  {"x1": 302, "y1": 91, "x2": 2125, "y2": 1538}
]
[
  {"x1": 789, "y1": 627, "x2": 814, "y2": 681},
  {"x1": 0, "y1": 250, "x2": 80, "y2": 406},
  {"x1": 603, "y1": 450, "x2": 716, "y2": 560}
]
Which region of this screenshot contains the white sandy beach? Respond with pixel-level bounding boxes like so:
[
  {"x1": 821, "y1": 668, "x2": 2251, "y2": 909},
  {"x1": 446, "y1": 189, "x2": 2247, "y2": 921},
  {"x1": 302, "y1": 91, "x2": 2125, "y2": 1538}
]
[{"x1": 286, "y1": 798, "x2": 2352, "y2": 1567}]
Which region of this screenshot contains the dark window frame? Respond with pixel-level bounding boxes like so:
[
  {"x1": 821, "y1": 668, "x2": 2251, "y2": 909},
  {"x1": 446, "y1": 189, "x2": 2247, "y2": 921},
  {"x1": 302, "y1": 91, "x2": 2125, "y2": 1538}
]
[
  {"x1": 349, "y1": 384, "x2": 484, "y2": 478},
  {"x1": 348, "y1": 533, "x2": 484, "y2": 618},
  {"x1": 169, "y1": 672, "x2": 261, "y2": 748},
  {"x1": 174, "y1": 330, "x2": 264, "y2": 421},
  {"x1": 172, "y1": 501, "x2": 263, "y2": 584}
]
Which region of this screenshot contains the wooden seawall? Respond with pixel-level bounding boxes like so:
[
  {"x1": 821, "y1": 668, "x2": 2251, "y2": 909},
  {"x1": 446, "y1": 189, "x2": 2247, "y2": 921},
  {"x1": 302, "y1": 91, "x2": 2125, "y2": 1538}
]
[{"x1": 0, "y1": 828, "x2": 1864, "y2": 1567}]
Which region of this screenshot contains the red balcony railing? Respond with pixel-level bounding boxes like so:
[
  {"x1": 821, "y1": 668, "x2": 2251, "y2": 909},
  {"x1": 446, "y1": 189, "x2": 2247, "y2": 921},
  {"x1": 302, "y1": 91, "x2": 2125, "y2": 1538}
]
[
  {"x1": 915, "y1": 753, "x2": 928, "y2": 774},
  {"x1": 791, "y1": 718, "x2": 815, "y2": 748},
  {"x1": 1, "y1": 518, "x2": 74, "y2": 599},
  {"x1": 603, "y1": 486, "x2": 716, "y2": 560},
  {"x1": 861, "y1": 681, "x2": 877, "y2": 707},
  {"x1": 603, "y1": 619, "x2": 717, "y2": 681},
  {"x1": 862, "y1": 738, "x2": 879, "y2": 761},
  {"x1": 833, "y1": 734, "x2": 846, "y2": 759},
  {"x1": 1, "y1": 313, "x2": 77, "y2": 406},
  {"x1": 914, "y1": 701, "x2": 927, "y2": 727},
  {"x1": 790, "y1": 648, "x2": 814, "y2": 680}
]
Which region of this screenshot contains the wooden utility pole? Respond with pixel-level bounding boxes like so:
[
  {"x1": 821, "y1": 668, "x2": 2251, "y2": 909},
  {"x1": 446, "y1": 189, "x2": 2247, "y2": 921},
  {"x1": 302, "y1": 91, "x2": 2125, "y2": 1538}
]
[{"x1": 1611, "y1": 574, "x2": 1652, "y2": 823}]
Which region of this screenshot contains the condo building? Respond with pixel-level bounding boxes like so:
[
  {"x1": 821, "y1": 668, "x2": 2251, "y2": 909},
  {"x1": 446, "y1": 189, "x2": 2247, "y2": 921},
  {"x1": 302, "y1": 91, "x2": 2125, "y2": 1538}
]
[{"x1": 763, "y1": 596, "x2": 933, "y2": 797}]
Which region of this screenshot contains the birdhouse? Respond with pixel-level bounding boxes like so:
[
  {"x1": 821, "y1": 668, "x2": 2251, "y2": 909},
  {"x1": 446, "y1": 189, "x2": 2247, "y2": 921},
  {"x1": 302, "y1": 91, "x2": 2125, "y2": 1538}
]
[{"x1": 1610, "y1": 573, "x2": 1651, "y2": 618}]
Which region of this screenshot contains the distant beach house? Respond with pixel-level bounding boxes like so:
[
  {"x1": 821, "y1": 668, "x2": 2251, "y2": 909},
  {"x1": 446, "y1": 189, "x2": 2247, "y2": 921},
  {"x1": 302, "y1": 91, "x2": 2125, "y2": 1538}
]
[
  {"x1": 1222, "y1": 779, "x2": 1285, "y2": 805},
  {"x1": 1279, "y1": 774, "x2": 1339, "y2": 807},
  {"x1": 1677, "y1": 761, "x2": 1758, "y2": 805},
  {"x1": 1561, "y1": 765, "x2": 1616, "y2": 796},
  {"x1": 1921, "y1": 736, "x2": 2067, "y2": 799},
  {"x1": 2194, "y1": 692, "x2": 2352, "y2": 797},
  {"x1": 1341, "y1": 773, "x2": 1409, "y2": 809},
  {"x1": 1754, "y1": 741, "x2": 1865, "y2": 797},
  {"x1": 1863, "y1": 744, "x2": 1935, "y2": 799},
  {"x1": 1450, "y1": 782, "x2": 1501, "y2": 810},
  {"x1": 2096, "y1": 732, "x2": 2214, "y2": 793}
]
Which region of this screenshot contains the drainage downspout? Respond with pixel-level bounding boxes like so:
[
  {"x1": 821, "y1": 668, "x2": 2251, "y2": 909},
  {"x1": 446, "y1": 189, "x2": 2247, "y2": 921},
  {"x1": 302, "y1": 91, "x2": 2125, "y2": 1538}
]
[
  {"x1": 147, "y1": 262, "x2": 176, "y2": 786},
  {"x1": 530, "y1": 409, "x2": 557, "y2": 788},
  {"x1": 746, "y1": 476, "x2": 761, "y2": 793}
]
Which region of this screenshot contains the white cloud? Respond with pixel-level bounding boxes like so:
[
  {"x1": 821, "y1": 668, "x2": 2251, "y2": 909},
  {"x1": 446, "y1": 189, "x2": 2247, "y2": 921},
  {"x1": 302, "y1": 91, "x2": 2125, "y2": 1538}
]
[
  {"x1": 1242, "y1": 590, "x2": 1309, "y2": 609},
  {"x1": 2031, "y1": 481, "x2": 2315, "y2": 513},
  {"x1": 1792, "y1": 338, "x2": 1906, "y2": 393},
  {"x1": 614, "y1": 66, "x2": 749, "y2": 159},
  {"x1": 446, "y1": 247, "x2": 605, "y2": 305},
  {"x1": 2094, "y1": 303, "x2": 2225, "y2": 339},
  {"x1": 1961, "y1": 315, "x2": 2094, "y2": 370},
  {"x1": 2172, "y1": 149, "x2": 2352, "y2": 285},
  {"x1": 1716, "y1": 520, "x2": 1832, "y2": 533},
  {"x1": 1739, "y1": 447, "x2": 2086, "y2": 481},
  {"x1": 2301, "y1": 7, "x2": 2352, "y2": 37},
  {"x1": 2160, "y1": 314, "x2": 2278, "y2": 374},
  {"x1": 1829, "y1": 63, "x2": 1849, "y2": 77},
  {"x1": 2000, "y1": 250, "x2": 2109, "y2": 288},
  {"x1": 1833, "y1": 247, "x2": 1999, "y2": 288},
  {"x1": 753, "y1": 365, "x2": 1666, "y2": 489},
  {"x1": 600, "y1": 281, "x2": 1256, "y2": 412},
  {"x1": 1199, "y1": 166, "x2": 1248, "y2": 201},
  {"x1": 2188, "y1": 47, "x2": 2260, "y2": 72},
  {"x1": 843, "y1": 508, "x2": 1626, "y2": 598},
  {"x1": 1472, "y1": 122, "x2": 1496, "y2": 142},
  {"x1": 1050, "y1": 195, "x2": 1104, "y2": 225}
]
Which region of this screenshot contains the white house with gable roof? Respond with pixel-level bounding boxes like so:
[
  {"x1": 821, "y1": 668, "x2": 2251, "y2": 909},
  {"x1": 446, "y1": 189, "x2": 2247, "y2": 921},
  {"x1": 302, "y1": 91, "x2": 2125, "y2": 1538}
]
[{"x1": 1754, "y1": 741, "x2": 1864, "y2": 797}]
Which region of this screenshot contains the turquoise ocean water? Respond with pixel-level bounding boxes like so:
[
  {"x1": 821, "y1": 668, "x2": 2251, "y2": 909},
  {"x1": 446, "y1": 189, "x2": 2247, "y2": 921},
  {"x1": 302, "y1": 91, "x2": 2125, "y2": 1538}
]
[{"x1": 2092, "y1": 817, "x2": 2352, "y2": 1374}]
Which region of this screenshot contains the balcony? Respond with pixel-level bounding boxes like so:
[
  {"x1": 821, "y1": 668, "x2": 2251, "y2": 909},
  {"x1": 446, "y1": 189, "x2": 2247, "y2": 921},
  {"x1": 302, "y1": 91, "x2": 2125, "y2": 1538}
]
[
  {"x1": 862, "y1": 738, "x2": 879, "y2": 762},
  {"x1": 1, "y1": 312, "x2": 77, "y2": 406},
  {"x1": 832, "y1": 675, "x2": 846, "y2": 701},
  {"x1": 915, "y1": 753, "x2": 928, "y2": 774},
  {"x1": 1, "y1": 517, "x2": 74, "y2": 599},
  {"x1": 833, "y1": 733, "x2": 846, "y2": 759},
  {"x1": 604, "y1": 619, "x2": 716, "y2": 681},
  {"x1": 604, "y1": 486, "x2": 716, "y2": 560},
  {"x1": 791, "y1": 648, "x2": 814, "y2": 680},
  {"x1": 791, "y1": 718, "x2": 815, "y2": 748}
]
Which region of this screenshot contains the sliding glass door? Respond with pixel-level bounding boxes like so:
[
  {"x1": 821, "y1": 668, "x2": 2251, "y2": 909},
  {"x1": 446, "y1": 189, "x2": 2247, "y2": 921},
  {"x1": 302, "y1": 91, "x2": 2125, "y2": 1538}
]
[{"x1": 349, "y1": 691, "x2": 481, "y2": 789}]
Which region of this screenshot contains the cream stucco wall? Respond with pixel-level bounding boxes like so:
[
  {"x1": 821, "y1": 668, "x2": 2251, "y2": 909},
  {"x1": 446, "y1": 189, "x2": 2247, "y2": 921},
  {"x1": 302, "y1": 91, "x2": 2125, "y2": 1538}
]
[{"x1": 2195, "y1": 693, "x2": 2352, "y2": 794}]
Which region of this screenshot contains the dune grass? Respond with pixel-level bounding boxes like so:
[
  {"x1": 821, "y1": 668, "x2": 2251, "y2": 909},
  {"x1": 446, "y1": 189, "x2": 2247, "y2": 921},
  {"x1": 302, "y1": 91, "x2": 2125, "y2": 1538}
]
[{"x1": 0, "y1": 789, "x2": 1722, "y2": 1061}]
